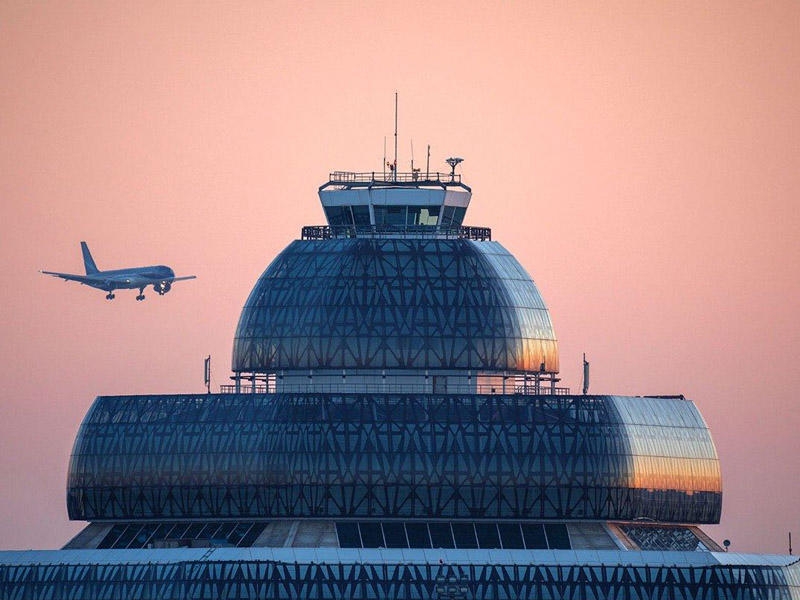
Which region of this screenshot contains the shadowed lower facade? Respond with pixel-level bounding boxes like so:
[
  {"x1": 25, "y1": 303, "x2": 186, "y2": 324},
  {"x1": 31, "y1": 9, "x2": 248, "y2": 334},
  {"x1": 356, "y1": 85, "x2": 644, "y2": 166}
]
[{"x1": 2, "y1": 168, "x2": 797, "y2": 599}]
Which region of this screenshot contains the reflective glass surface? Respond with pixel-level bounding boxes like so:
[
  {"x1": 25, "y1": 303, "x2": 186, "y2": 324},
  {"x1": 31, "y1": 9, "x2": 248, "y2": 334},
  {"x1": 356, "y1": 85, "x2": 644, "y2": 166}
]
[
  {"x1": 232, "y1": 238, "x2": 559, "y2": 373},
  {"x1": 68, "y1": 393, "x2": 721, "y2": 523},
  {"x1": 97, "y1": 522, "x2": 265, "y2": 549}
]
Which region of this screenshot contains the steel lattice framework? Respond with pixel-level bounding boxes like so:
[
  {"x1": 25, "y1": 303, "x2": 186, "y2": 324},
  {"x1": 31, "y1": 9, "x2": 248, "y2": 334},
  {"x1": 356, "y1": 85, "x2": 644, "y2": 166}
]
[
  {"x1": 67, "y1": 393, "x2": 721, "y2": 523},
  {"x1": 232, "y1": 238, "x2": 559, "y2": 373},
  {"x1": 2, "y1": 552, "x2": 799, "y2": 600}
]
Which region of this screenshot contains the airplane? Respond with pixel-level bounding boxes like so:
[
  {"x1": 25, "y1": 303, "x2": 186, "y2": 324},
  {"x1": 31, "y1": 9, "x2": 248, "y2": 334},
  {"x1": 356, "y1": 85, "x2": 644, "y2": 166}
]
[{"x1": 41, "y1": 241, "x2": 196, "y2": 301}]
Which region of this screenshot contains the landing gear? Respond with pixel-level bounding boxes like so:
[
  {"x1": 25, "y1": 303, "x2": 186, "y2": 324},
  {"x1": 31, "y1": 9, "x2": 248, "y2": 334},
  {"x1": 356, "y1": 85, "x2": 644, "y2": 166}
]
[
  {"x1": 105, "y1": 292, "x2": 115, "y2": 300},
  {"x1": 136, "y1": 287, "x2": 145, "y2": 301}
]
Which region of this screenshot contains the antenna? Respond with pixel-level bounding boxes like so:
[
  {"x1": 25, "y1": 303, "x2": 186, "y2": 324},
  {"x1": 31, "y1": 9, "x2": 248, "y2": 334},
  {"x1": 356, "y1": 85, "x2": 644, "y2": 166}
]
[
  {"x1": 393, "y1": 92, "x2": 398, "y2": 181},
  {"x1": 582, "y1": 353, "x2": 590, "y2": 395},
  {"x1": 426, "y1": 144, "x2": 430, "y2": 179},
  {"x1": 411, "y1": 140, "x2": 420, "y2": 180},
  {"x1": 203, "y1": 355, "x2": 211, "y2": 394},
  {"x1": 383, "y1": 137, "x2": 387, "y2": 180},
  {"x1": 445, "y1": 157, "x2": 463, "y2": 180}
]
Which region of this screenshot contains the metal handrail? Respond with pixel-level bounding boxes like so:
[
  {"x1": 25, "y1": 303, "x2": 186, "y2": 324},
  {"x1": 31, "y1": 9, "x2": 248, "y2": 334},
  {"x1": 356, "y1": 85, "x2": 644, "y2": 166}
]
[
  {"x1": 219, "y1": 383, "x2": 570, "y2": 396},
  {"x1": 329, "y1": 171, "x2": 459, "y2": 184},
  {"x1": 319, "y1": 171, "x2": 471, "y2": 192},
  {"x1": 301, "y1": 225, "x2": 491, "y2": 241}
]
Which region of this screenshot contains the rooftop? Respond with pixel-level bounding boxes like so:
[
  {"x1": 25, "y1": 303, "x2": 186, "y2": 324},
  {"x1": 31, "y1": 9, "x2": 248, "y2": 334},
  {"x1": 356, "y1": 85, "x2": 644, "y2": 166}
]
[{"x1": 319, "y1": 171, "x2": 470, "y2": 192}]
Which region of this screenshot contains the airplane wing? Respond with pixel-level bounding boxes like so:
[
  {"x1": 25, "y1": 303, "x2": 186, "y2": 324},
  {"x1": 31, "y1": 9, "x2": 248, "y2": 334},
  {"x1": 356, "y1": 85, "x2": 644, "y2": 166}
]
[
  {"x1": 40, "y1": 270, "x2": 94, "y2": 284},
  {"x1": 40, "y1": 270, "x2": 119, "y2": 291},
  {"x1": 169, "y1": 275, "x2": 197, "y2": 282}
]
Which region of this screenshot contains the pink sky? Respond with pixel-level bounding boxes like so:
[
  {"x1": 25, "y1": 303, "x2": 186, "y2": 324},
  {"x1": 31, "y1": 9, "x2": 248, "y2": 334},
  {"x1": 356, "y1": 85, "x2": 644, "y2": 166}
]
[{"x1": 1, "y1": 1, "x2": 798, "y2": 553}]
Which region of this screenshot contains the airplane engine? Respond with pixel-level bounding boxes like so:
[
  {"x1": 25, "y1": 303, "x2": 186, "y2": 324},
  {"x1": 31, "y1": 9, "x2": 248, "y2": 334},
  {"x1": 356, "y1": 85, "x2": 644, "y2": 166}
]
[{"x1": 154, "y1": 281, "x2": 172, "y2": 295}]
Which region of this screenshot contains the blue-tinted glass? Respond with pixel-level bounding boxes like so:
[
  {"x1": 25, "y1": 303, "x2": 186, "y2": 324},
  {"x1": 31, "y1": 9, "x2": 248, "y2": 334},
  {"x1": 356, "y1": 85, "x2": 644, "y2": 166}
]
[
  {"x1": 475, "y1": 523, "x2": 501, "y2": 549},
  {"x1": 68, "y1": 394, "x2": 721, "y2": 524},
  {"x1": 336, "y1": 523, "x2": 361, "y2": 548},
  {"x1": 382, "y1": 523, "x2": 407, "y2": 548},
  {"x1": 544, "y1": 524, "x2": 571, "y2": 549},
  {"x1": 451, "y1": 523, "x2": 478, "y2": 549},
  {"x1": 429, "y1": 523, "x2": 454, "y2": 548},
  {"x1": 352, "y1": 205, "x2": 370, "y2": 226},
  {"x1": 522, "y1": 524, "x2": 547, "y2": 549},
  {"x1": 358, "y1": 523, "x2": 384, "y2": 547},
  {"x1": 232, "y1": 239, "x2": 559, "y2": 373},
  {"x1": 405, "y1": 523, "x2": 431, "y2": 548},
  {"x1": 498, "y1": 524, "x2": 524, "y2": 549}
]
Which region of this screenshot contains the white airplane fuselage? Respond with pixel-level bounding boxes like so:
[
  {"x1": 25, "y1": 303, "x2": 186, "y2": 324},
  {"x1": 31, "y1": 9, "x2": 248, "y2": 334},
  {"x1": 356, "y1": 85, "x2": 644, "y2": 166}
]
[
  {"x1": 80, "y1": 265, "x2": 177, "y2": 292},
  {"x1": 41, "y1": 242, "x2": 195, "y2": 301}
]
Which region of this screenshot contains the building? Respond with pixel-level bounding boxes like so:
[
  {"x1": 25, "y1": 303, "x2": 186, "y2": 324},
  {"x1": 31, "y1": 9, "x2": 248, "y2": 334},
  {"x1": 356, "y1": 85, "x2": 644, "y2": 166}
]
[{"x1": 1, "y1": 165, "x2": 798, "y2": 599}]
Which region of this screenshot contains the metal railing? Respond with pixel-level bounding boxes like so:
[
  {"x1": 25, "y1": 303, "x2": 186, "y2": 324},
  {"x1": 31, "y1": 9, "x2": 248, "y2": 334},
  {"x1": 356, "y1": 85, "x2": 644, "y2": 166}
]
[
  {"x1": 328, "y1": 171, "x2": 460, "y2": 185},
  {"x1": 301, "y1": 224, "x2": 491, "y2": 241},
  {"x1": 219, "y1": 382, "x2": 570, "y2": 396}
]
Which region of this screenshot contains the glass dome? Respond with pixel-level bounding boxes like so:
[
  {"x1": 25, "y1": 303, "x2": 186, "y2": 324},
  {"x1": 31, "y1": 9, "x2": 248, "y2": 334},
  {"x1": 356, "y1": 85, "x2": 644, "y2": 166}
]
[{"x1": 232, "y1": 237, "x2": 559, "y2": 375}]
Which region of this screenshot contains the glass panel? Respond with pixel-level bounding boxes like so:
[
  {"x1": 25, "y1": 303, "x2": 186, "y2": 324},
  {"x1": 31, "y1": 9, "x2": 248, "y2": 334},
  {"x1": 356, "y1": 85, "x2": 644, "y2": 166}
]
[
  {"x1": 451, "y1": 523, "x2": 478, "y2": 549},
  {"x1": 352, "y1": 205, "x2": 370, "y2": 226},
  {"x1": 429, "y1": 523, "x2": 455, "y2": 548},
  {"x1": 420, "y1": 206, "x2": 439, "y2": 225},
  {"x1": 385, "y1": 205, "x2": 405, "y2": 225},
  {"x1": 97, "y1": 524, "x2": 126, "y2": 549},
  {"x1": 358, "y1": 522, "x2": 384, "y2": 548},
  {"x1": 382, "y1": 523, "x2": 407, "y2": 548},
  {"x1": 544, "y1": 523, "x2": 571, "y2": 549},
  {"x1": 239, "y1": 523, "x2": 266, "y2": 547},
  {"x1": 114, "y1": 525, "x2": 143, "y2": 549},
  {"x1": 522, "y1": 524, "x2": 547, "y2": 549},
  {"x1": 185, "y1": 523, "x2": 205, "y2": 539},
  {"x1": 475, "y1": 523, "x2": 501, "y2": 549},
  {"x1": 324, "y1": 206, "x2": 353, "y2": 226},
  {"x1": 451, "y1": 206, "x2": 467, "y2": 226},
  {"x1": 498, "y1": 523, "x2": 524, "y2": 549},
  {"x1": 405, "y1": 523, "x2": 431, "y2": 548},
  {"x1": 336, "y1": 522, "x2": 361, "y2": 548},
  {"x1": 215, "y1": 522, "x2": 236, "y2": 540}
]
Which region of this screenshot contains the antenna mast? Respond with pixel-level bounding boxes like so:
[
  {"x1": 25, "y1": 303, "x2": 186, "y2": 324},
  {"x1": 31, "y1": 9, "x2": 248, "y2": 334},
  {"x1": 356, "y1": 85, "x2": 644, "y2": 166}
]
[
  {"x1": 204, "y1": 355, "x2": 211, "y2": 394},
  {"x1": 582, "y1": 353, "x2": 590, "y2": 395},
  {"x1": 426, "y1": 144, "x2": 431, "y2": 179},
  {"x1": 393, "y1": 92, "x2": 398, "y2": 181}
]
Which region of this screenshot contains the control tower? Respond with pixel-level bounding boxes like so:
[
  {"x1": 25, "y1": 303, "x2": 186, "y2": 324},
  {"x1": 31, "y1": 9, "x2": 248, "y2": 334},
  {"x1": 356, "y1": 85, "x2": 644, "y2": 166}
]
[{"x1": 2, "y1": 161, "x2": 797, "y2": 599}]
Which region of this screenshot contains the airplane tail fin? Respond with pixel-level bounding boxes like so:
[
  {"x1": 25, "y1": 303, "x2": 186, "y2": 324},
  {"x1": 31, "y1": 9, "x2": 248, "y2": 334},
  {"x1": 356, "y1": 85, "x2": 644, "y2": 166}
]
[{"x1": 80, "y1": 241, "x2": 99, "y2": 275}]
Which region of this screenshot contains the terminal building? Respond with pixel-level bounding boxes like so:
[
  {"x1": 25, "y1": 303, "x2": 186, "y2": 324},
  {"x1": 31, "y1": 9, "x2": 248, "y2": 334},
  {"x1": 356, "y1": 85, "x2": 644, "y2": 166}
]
[{"x1": 1, "y1": 163, "x2": 798, "y2": 598}]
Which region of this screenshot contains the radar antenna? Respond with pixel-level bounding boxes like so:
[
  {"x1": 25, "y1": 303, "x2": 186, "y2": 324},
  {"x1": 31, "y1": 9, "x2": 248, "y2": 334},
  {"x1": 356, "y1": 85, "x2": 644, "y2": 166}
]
[{"x1": 445, "y1": 157, "x2": 463, "y2": 180}]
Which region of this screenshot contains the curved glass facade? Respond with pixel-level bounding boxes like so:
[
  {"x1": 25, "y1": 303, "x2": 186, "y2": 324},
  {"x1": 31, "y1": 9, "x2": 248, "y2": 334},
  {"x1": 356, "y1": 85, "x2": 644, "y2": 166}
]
[
  {"x1": 67, "y1": 393, "x2": 721, "y2": 523},
  {"x1": 232, "y1": 238, "x2": 559, "y2": 374}
]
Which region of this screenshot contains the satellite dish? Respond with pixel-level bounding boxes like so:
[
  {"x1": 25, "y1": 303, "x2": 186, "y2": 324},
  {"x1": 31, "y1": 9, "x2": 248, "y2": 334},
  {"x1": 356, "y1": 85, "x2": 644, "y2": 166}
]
[{"x1": 723, "y1": 539, "x2": 731, "y2": 551}]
